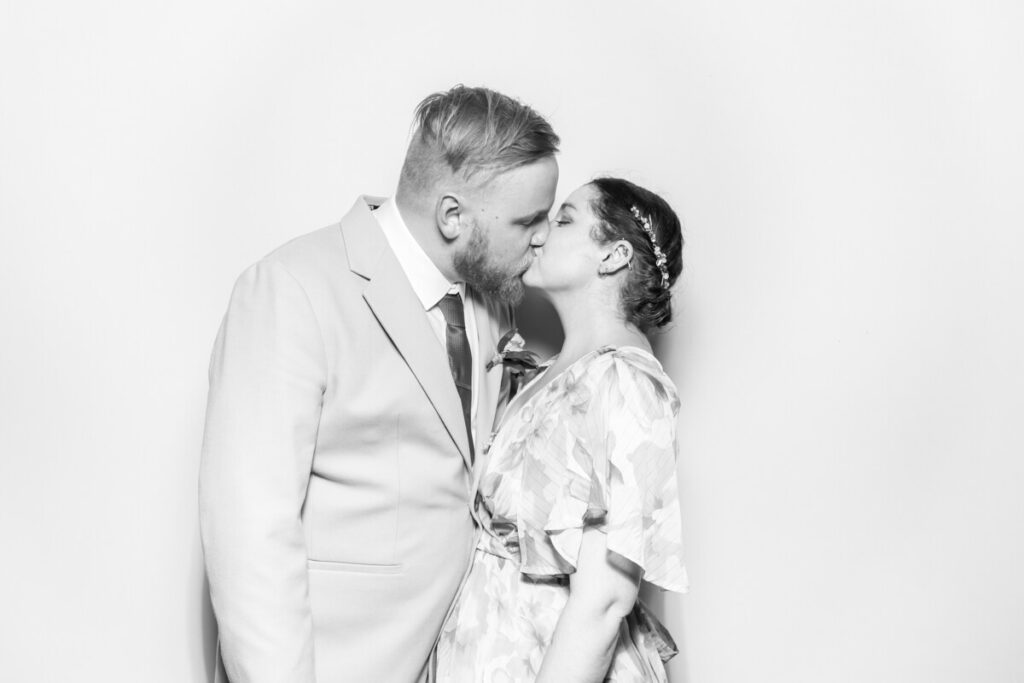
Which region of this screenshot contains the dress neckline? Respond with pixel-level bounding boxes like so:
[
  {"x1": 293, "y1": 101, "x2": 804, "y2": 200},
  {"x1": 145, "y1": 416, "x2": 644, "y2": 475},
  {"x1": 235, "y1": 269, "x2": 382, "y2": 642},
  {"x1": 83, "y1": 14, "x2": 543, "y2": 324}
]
[
  {"x1": 492, "y1": 344, "x2": 657, "y2": 438},
  {"x1": 472, "y1": 344, "x2": 663, "y2": 512}
]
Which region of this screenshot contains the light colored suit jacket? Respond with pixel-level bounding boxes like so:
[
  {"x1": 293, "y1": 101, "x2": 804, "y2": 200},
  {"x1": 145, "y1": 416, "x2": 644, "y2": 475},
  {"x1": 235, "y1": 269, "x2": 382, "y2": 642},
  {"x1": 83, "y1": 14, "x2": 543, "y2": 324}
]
[{"x1": 199, "y1": 197, "x2": 511, "y2": 683}]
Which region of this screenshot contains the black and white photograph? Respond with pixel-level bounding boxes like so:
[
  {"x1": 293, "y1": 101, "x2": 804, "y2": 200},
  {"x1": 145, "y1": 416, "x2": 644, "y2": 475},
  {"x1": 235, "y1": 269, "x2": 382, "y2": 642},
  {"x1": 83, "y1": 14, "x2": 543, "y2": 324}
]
[{"x1": 1, "y1": 1, "x2": 1022, "y2": 682}]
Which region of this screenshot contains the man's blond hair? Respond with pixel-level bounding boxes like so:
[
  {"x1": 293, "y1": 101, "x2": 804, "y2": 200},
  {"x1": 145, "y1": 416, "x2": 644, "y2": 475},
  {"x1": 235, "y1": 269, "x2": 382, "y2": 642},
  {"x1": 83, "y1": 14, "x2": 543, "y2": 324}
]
[{"x1": 399, "y1": 85, "x2": 559, "y2": 192}]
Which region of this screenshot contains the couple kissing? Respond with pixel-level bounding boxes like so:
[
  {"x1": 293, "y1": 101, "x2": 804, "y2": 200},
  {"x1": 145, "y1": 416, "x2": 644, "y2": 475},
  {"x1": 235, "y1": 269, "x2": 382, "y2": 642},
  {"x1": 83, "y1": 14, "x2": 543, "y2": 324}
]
[{"x1": 199, "y1": 84, "x2": 687, "y2": 683}]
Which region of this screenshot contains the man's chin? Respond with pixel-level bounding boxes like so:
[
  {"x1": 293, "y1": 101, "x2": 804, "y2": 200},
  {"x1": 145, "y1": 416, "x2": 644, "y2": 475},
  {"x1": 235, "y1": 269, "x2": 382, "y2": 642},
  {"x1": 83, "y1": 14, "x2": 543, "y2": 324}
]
[
  {"x1": 455, "y1": 252, "x2": 530, "y2": 304},
  {"x1": 493, "y1": 277, "x2": 525, "y2": 306}
]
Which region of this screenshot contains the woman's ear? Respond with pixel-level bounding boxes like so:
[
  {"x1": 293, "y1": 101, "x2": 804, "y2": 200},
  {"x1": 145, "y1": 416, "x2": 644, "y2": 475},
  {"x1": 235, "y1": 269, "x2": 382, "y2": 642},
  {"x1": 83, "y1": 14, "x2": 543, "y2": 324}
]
[
  {"x1": 598, "y1": 240, "x2": 634, "y2": 275},
  {"x1": 436, "y1": 194, "x2": 463, "y2": 241}
]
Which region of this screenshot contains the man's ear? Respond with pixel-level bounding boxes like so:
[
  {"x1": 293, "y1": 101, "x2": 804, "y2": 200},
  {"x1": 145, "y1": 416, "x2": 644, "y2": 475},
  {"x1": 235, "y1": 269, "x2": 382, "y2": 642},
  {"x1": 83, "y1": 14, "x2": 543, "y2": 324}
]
[
  {"x1": 598, "y1": 240, "x2": 634, "y2": 275},
  {"x1": 436, "y1": 194, "x2": 463, "y2": 241}
]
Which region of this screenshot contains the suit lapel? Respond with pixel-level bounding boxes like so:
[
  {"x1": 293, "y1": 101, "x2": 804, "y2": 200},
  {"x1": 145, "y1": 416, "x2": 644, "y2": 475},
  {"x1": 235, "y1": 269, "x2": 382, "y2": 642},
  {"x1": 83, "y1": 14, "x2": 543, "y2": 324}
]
[
  {"x1": 470, "y1": 288, "x2": 507, "y2": 453},
  {"x1": 341, "y1": 197, "x2": 473, "y2": 470},
  {"x1": 467, "y1": 291, "x2": 515, "y2": 509}
]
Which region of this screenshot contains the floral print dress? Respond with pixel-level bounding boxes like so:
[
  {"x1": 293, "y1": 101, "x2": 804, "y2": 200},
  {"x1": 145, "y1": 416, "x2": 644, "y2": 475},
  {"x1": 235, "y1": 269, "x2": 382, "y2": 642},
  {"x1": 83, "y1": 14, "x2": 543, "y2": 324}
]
[{"x1": 435, "y1": 346, "x2": 688, "y2": 682}]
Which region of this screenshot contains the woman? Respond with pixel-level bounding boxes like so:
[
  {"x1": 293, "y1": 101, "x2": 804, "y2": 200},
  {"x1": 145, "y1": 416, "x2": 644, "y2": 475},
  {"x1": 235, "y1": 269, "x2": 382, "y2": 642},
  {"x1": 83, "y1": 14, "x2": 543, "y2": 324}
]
[{"x1": 435, "y1": 177, "x2": 688, "y2": 682}]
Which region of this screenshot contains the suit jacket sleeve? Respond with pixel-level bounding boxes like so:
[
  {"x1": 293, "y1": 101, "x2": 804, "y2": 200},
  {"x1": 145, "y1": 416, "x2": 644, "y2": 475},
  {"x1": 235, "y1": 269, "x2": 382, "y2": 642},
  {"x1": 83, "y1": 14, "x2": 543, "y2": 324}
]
[{"x1": 199, "y1": 258, "x2": 327, "y2": 682}]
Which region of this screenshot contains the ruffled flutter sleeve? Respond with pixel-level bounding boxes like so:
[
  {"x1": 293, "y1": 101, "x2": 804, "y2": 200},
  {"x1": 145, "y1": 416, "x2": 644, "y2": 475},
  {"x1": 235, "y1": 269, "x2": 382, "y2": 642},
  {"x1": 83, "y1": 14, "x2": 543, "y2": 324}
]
[{"x1": 517, "y1": 349, "x2": 689, "y2": 593}]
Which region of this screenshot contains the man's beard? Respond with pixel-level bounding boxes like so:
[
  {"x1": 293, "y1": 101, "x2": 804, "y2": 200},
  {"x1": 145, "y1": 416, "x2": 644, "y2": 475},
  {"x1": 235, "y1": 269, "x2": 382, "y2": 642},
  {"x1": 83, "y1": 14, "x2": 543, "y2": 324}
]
[{"x1": 452, "y1": 221, "x2": 529, "y2": 305}]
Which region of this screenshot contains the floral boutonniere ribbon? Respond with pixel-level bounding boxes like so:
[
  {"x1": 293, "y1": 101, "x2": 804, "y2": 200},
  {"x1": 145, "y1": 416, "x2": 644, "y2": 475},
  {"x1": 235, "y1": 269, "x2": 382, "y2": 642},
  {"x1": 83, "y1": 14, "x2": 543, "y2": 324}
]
[{"x1": 486, "y1": 329, "x2": 540, "y2": 398}]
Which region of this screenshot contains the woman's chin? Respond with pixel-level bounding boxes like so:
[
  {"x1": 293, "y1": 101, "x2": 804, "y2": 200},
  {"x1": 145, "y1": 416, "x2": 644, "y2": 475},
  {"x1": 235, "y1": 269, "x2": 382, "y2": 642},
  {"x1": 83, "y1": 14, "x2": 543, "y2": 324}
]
[{"x1": 521, "y1": 267, "x2": 540, "y2": 290}]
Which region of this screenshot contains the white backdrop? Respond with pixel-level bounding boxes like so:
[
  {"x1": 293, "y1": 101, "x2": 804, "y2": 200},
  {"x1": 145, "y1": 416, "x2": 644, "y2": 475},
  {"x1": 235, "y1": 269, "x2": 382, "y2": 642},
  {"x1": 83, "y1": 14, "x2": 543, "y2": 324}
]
[{"x1": 2, "y1": 1, "x2": 1022, "y2": 682}]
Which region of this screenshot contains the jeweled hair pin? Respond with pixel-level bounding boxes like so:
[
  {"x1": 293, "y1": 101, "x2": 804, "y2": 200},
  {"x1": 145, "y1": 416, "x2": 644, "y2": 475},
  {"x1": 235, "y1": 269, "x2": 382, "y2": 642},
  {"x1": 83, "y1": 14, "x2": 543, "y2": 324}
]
[{"x1": 629, "y1": 205, "x2": 670, "y2": 288}]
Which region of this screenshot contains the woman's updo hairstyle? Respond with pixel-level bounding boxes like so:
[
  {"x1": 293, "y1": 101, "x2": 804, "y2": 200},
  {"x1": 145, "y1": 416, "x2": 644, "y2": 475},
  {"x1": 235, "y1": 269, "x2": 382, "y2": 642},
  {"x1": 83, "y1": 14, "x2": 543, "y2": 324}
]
[{"x1": 589, "y1": 177, "x2": 683, "y2": 333}]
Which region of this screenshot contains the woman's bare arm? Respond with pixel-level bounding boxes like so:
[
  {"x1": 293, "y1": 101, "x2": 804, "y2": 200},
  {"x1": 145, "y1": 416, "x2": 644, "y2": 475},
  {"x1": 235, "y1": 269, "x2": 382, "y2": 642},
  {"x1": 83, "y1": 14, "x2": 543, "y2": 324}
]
[{"x1": 535, "y1": 528, "x2": 642, "y2": 682}]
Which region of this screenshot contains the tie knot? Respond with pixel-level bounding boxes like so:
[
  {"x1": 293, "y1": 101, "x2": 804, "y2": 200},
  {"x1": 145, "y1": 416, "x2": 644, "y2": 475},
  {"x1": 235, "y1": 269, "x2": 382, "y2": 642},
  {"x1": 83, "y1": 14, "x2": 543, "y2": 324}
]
[{"x1": 436, "y1": 292, "x2": 465, "y2": 328}]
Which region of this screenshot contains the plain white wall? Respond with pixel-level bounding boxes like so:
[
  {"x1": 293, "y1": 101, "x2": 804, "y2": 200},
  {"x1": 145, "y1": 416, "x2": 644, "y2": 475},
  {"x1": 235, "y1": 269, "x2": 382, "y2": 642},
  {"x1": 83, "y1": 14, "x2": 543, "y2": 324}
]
[{"x1": 1, "y1": 1, "x2": 1021, "y2": 681}]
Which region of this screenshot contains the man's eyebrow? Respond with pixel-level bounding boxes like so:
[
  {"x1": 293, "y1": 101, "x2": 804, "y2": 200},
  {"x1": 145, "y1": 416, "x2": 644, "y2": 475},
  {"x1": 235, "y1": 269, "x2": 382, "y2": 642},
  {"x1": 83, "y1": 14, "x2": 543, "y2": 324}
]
[{"x1": 513, "y1": 210, "x2": 549, "y2": 225}]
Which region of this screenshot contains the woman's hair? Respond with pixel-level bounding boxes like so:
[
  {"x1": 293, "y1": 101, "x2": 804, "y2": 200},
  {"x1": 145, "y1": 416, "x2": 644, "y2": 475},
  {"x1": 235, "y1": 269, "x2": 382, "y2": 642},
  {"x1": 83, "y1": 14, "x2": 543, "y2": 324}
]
[{"x1": 589, "y1": 177, "x2": 684, "y2": 333}]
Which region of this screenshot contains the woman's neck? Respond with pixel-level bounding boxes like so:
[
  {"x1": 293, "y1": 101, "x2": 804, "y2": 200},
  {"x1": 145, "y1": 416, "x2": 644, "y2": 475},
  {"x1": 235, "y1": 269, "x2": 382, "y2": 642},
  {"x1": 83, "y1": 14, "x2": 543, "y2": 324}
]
[{"x1": 546, "y1": 289, "x2": 649, "y2": 365}]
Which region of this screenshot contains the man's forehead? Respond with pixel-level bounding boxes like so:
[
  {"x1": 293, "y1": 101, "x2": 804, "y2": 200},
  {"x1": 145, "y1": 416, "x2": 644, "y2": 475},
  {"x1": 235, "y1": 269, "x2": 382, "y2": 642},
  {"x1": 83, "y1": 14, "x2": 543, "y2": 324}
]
[
  {"x1": 464, "y1": 158, "x2": 557, "y2": 221},
  {"x1": 486, "y1": 157, "x2": 557, "y2": 191}
]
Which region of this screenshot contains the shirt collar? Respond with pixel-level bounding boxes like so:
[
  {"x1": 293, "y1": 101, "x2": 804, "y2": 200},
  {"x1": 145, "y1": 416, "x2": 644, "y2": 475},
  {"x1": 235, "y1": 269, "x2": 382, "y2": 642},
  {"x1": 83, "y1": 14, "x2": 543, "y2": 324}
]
[{"x1": 374, "y1": 197, "x2": 464, "y2": 309}]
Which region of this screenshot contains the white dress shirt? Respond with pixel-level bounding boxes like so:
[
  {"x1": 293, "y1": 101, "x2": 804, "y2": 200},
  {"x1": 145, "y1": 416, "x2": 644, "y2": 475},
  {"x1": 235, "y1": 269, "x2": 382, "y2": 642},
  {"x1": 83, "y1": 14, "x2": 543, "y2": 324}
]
[{"x1": 373, "y1": 197, "x2": 481, "y2": 445}]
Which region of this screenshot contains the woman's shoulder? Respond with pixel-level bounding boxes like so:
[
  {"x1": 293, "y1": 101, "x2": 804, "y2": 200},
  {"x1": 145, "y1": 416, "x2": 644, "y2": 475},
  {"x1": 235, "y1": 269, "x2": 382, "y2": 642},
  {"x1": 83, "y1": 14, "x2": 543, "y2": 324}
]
[
  {"x1": 517, "y1": 345, "x2": 689, "y2": 593},
  {"x1": 573, "y1": 345, "x2": 680, "y2": 407}
]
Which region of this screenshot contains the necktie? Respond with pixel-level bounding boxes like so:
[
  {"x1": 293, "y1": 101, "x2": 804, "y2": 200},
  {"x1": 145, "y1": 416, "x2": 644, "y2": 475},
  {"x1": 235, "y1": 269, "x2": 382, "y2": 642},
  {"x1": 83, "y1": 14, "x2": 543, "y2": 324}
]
[{"x1": 436, "y1": 292, "x2": 474, "y2": 461}]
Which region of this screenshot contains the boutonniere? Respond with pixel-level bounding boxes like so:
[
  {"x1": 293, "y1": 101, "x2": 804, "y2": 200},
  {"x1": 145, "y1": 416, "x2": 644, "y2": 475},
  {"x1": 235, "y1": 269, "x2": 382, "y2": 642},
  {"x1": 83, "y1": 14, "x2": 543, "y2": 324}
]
[{"x1": 486, "y1": 329, "x2": 540, "y2": 378}]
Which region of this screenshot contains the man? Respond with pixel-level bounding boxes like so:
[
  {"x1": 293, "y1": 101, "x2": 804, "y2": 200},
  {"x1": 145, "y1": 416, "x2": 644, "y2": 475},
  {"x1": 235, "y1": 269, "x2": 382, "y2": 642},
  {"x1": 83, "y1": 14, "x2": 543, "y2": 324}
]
[{"x1": 199, "y1": 85, "x2": 559, "y2": 682}]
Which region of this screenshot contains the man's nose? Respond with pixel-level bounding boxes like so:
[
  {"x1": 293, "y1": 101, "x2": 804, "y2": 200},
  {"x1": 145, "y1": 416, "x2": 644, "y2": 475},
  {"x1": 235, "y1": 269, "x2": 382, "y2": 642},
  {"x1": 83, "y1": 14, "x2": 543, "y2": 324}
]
[{"x1": 530, "y1": 220, "x2": 550, "y2": 247}]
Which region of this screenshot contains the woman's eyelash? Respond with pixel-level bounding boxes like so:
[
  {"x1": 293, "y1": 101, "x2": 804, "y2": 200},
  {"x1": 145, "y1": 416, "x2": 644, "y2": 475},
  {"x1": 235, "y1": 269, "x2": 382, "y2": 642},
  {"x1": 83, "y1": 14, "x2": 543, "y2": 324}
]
[{"x1": 554, "y1": 219, "x2": 570, "y2": 226}]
